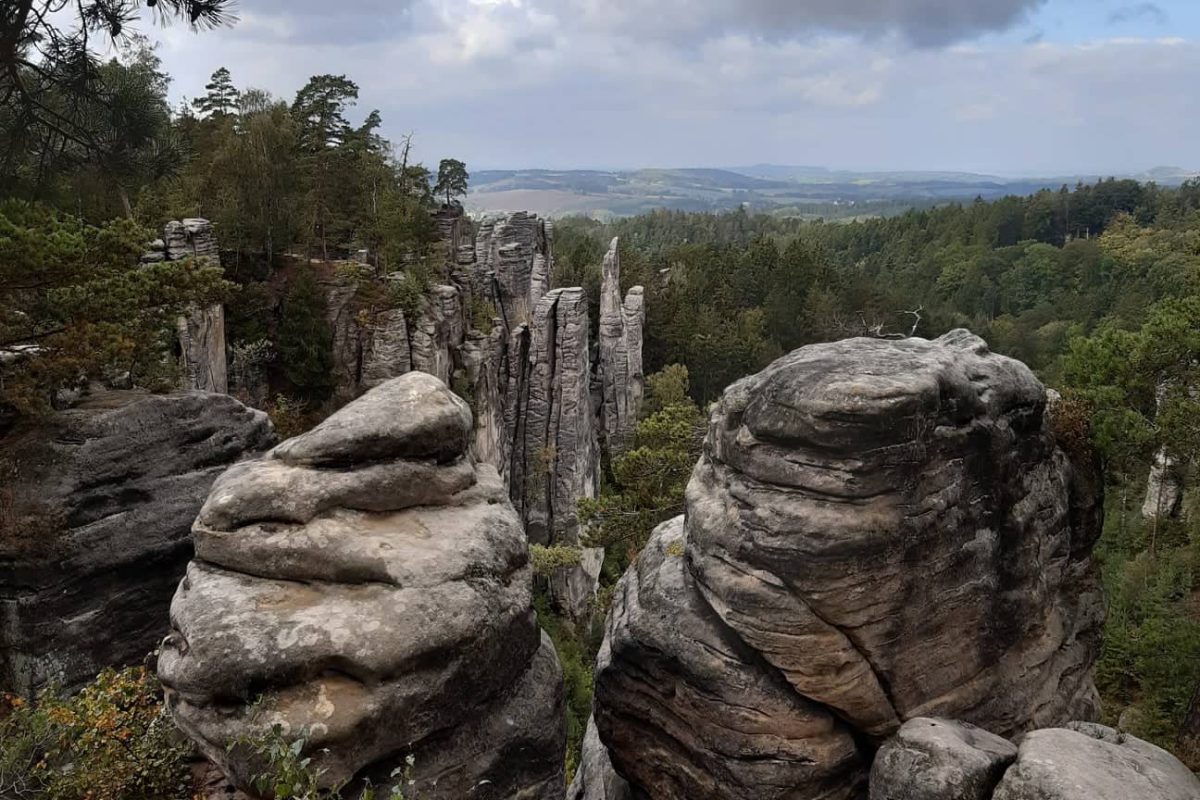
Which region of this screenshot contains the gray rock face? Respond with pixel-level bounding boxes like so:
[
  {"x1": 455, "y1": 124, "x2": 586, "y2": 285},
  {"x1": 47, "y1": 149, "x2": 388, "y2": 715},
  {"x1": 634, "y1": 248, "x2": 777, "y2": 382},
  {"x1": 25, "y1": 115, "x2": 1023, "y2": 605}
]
[
  {"x1": 0, "y1": 390, "x2": 272, "y2": 694},
  {"x1": 595, "y1": 518, "x2": 864, "y2": 800},
  {"x1": 409, "y1": 284, "x2": 464, "y2": 385},
  {"x1": 301, "y1": 207, "x2": 637, "y2": 614},
  {"x1": 158, "y1": 372, "x2": 566, "y2": 800},
  {"x1": 566, "y1": 716, "x2": 631, "y2": 800},
  {"x1": 870, "y1": 718, "x2": 1017, "y2": 800},
  {"x1": 177, "y1": 304, "x2": 228, "y2": 394},
  {"x1": 145, "y1": 218, "x2": 228, "y2": 394},
  {"x1": 1142, "y1": 447, "x2": 1184, "y2": 518},
  {"x1": 597, "y1": 238, "x2": 645, "y2": 453},
  {"x1": 992, "y1": 723, "x2": 1200, "y2": 800},
  {"x1": 508, "y1": 287, "x2": 599, "y2": 546},
  {"x1": 593, "y1": 331, "x2": 1105, "y2": 799},
  {"x1": 359, "y1": 307, "x2": 411, "y2": 390}
]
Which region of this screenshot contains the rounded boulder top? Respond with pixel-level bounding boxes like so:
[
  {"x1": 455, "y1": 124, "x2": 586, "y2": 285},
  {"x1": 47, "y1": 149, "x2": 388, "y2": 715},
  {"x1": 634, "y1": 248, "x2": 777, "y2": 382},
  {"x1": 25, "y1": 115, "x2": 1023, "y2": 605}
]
[
  {"x1": 720, "y1": 329, "x2": 1046, "y2": 453},
  {"x1": 271, "y1": 371, "x2": 473, "y2": 466}
]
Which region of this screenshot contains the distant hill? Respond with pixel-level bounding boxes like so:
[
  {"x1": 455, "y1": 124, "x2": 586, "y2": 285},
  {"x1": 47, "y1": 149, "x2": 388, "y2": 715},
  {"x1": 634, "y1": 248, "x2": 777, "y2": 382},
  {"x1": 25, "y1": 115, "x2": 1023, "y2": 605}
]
[{"x1": 467, "y1": 165, "x2": 1199, "y2": 219}]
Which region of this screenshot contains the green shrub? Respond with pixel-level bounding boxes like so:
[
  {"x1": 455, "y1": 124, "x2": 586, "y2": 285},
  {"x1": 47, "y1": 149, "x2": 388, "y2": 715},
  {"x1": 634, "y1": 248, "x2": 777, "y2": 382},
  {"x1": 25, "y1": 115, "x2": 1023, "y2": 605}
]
[
  {"x1": 234, "y1": 724, "x2": 413, "y2": 800},
  {"x1": 0, "y1": 666, "x2": 192, "y2": 800}
]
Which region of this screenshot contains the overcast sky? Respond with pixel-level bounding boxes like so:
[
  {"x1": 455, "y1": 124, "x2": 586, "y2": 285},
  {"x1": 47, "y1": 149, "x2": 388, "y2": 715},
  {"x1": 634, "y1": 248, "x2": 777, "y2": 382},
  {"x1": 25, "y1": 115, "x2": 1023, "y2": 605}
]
[{"x1": 144, "y1": 0, "x2": 1200, "y2": 174}]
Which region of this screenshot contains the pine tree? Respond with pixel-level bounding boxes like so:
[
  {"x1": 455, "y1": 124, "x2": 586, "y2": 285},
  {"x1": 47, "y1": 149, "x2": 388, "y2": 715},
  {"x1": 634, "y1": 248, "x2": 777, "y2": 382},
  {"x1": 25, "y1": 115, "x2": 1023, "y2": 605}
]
[
  {"x1": 192, "y1": 67, "x2": 240, "y2": 119},
  {"x1": 434, "y1": 159, "x2": 469, "y2": 206}
]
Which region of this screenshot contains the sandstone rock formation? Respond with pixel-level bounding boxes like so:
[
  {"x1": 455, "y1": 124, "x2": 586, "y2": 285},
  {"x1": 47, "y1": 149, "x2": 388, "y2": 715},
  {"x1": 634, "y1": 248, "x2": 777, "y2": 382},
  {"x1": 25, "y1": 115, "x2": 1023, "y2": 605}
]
[
  {"x1": 508, "y1": 287, "x2": 598, "y2": 546},
  {"x1": 597, "y1": 238, "x2": 645, "y2": 453},
  {"x1": 991, "y1": 722, "x2": 1200, "y2": 800},
  {"x1": 871, "y1": 719, "x2": 1200, "y2": 800},
  {"x1": 566, "y1": 716, "x2": 631, "y2": 800},
  {"x1": 158, "y1": 372, "x2": 566, "y2": 800},
  {"x1": 593, "y1": 331, "x2": 1105, "y2": 799},
  {"x1": 0, "y1": 390, "x2": 272, "y2": 694},
  {"x1": 144, "y1": 218, "x2": 228, "y2": 394},
  {"x1": 870, "y1": 718, "x2": 1017, "y2": 800},
  {"x1": 1142, "y1": 446, "x2": 1184, "y2": 518},
  {"x1": 300, "y1": 207, "x2": 634, "y2": 615}
]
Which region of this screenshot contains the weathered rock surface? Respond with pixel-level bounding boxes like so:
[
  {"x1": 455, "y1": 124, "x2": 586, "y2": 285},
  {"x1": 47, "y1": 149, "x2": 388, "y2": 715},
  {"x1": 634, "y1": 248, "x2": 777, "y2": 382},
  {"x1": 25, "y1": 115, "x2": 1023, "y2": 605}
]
[
  {"x1": 1142, "y1": 446, "x2": 1184, "y2": 518},
  {"x1": 870, "y1": 718, "x2": 1017, "y2": 800},
  {"x1": 177, "y1": 304, "x2": 228, "y2": 394},
  {"x1": 144, "y1": 218, "x2": 228, "y2": 394},
  {"x1": 158, "y1": 372, "x2": 565, "y2": 800},
  {"x1": 597, "y1": 237, "x2": 645, "y2": 453},
  {"x1": 566, "y1": 716, "x2": 631, "y2": 800},
  {"x1": 595, "y1": 517, "x2": 864, "y2": 800},
  {"x1": 593, "y1": 331, "x2": 1105, "y2": 799},
  {"x1": 298, "y1": 207, "x2": 635, "y2": 614},
  {"x1": 508, "y1": 287, "x2": 599, "y2": 546},
  {"x1": 0, "y1": 390, "x2": 272, "y2": 694},
  {"x1": 992, "y1": 723, "x2": 1200, "y2": 800}
]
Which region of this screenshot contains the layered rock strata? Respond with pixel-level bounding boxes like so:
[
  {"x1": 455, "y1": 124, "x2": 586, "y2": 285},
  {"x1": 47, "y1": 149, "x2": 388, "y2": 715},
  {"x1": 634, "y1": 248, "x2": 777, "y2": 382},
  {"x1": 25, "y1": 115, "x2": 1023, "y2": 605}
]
[
  {"x1": 158, "y1": 372, "x2": 566, "y2": 800},
  {"x1": 0, "y1": 390, "x2": 272, "y2": 694},
  {"x1": 593, "y1": 331, "x2": 1106, "y2": 799},
  {"x1": 597, "y1": 238, "x2": 645, "y2": 452}
]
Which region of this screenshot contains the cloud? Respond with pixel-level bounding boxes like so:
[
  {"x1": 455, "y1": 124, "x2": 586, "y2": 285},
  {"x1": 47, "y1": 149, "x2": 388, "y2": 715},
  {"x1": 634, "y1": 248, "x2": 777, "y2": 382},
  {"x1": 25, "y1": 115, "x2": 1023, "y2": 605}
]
[
  {"x1": 1108, "y1": 3, "x2": 1168, "y2": 25},
  {"x1": 148, "y1": 1, "x2": 1200, "y2": 174},
  {"x1": 550, "y1": 0, "x2": 1047, "y2": 48}
]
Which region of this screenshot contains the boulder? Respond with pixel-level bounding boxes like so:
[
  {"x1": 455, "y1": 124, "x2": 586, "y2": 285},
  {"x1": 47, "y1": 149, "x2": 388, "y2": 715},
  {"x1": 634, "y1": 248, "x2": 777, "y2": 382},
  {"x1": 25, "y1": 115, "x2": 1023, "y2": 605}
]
[
  {"x1": 870, "y1": 718, "x2": 1017, "y2": 800},
  {"x1": 158, "y1": 372, "x2": 565, "y2": 800},
  {"x1": 593, "y1": 331, "x2": 1105, "y2": 799},
  {"x1": 992, "y1": 723, "x2": 1200, "y2": 800},
  {"x1": 0, "y1": 390, "x2": 272, "y2": 694}
]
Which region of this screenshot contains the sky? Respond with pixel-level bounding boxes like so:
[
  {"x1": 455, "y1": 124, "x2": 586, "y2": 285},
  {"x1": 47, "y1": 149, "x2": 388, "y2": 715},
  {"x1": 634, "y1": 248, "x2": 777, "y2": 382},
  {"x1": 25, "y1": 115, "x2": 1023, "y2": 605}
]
[{"x1": 142, "y1": 0, "x2": 1200, "y2": 174}]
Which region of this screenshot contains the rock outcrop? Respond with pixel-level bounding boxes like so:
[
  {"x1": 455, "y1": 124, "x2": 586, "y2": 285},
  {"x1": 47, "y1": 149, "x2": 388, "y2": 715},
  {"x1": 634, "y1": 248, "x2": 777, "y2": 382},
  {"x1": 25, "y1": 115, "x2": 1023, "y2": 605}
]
[
  {"x1": 597, "y1": 238, "x2": 645, "y2": 453},
  {"x1": 508, "y1": 287, "x2": 598, "y2": 546},
  {"x1": 0, "y1": 390, "x2": 272, "y2": 694},
  {"x1": 991, "y1": 722, "x2": 1200, "y2": 800},
  {"x1": 593, "y1": 331, "x2": 1105, "y2": 799},
  {"x1": 158, "y1": 372, "x2": 566, "y2": 800},
  {"x1": 298, "y1": 207, "x2": 635, "y2": 615},
  {"x1": 869, "y1": 718, "x2": 1017, "y2": 800},
  {"x1": 870, "y1": 719, "x2": 1200, "y2": 800},
  {"x1": 144, "y1": 218, "x2": 228, "y2": 394}
]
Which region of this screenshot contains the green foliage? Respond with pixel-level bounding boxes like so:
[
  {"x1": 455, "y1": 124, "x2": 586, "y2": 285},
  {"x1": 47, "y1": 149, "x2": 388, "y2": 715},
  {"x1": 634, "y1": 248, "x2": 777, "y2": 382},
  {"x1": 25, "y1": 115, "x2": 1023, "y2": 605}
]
[
  {"x1": 0, "y1": 667, "x2": 192, "y2": 800},
  {"x1": 582, "y1": 367, "x2": 705, "y2": 570},
  {"x1": 0, "y1": 202, "x2": 228, "y2": 414},
  {"x1": 267, "y1": 394, "x2": 324, "y2": 440},
  {"x1": 530, "y1": 544, "x2": 583, "y2": 577},
  {"x1": 193, "y1": 67, "x2": 240, "y2": 119},
  {"x1": 1095, "y1": 505, "x2": 1200, "y2": 768},
  {"x1": 433, "y1": 159, "x2": 469, "y2": 206},
  {"x1": 534, "y1": 593, "x2": 603, "y2": 785},
  {"x1": 274, "y1": 267, "x2": 334, "y2": 403},
  {"x1": 234, "y1": 725, "x2": 412, "y2": 800}
]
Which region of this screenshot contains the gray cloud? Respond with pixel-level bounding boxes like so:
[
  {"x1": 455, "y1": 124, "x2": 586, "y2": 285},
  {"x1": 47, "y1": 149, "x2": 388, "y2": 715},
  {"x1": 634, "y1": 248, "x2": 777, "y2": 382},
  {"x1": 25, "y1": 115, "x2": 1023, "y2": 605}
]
[
  {"x1": 1108, "y1": 3, "x2": 1168, "y2": 25},
  {"x1": 149, "y1": 1, "x2": 1200, "y2": 175},
  {"x1": 550, "y1": 0, "x2": 1047, "y2": 47},
  {"x1": 226, "y1": 0, "x2": 419, "y2": 44}
]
